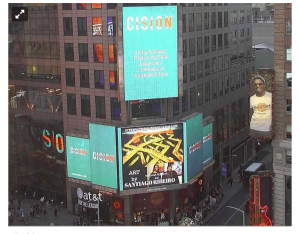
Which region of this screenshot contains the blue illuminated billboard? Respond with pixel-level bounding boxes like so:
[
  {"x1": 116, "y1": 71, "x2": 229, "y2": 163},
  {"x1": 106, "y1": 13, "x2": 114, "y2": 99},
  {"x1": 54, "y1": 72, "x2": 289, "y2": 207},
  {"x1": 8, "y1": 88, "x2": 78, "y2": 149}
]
[
  {"x1": 184, "y1": 114, "x2": 203, "y2": 181},
  {"x1": 203, "y1": 124, "x2": 213, "y2": 166},
  {"x1": 123, "y1": 6, "x2": 178, "y2": 101},
  {"x1": 89, "y1": 124, "x2": 118, "y2": 189},
  {"x1": 66, "y1": 136, "x2": 91, "y2": 181}
]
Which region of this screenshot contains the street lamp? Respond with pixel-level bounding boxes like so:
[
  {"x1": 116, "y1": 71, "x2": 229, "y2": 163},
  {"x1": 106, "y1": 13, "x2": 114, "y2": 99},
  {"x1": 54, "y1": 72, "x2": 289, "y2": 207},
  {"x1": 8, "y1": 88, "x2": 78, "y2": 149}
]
[{"x1": 226, "y1": 205, "x2": 245, "y2": 226}]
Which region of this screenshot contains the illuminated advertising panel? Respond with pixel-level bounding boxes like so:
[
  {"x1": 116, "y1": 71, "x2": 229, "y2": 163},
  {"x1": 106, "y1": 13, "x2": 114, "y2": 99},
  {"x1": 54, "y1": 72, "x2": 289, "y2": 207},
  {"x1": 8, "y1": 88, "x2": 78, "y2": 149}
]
[
  {"x1": 249, "y1": 69, "x2": 274, "y2": 139},
  {"x1": 66, "y1": 136, "x2": 91, "y2": 181},
  {"x1": 203, "y1": 123, "x2": 213, "y2": 166},
  {"x1": 184, "y1": 114, "x2": 203, "y2": 181},
  {"x1": 89, "y1": 123, "x2": 118, "y2": 189},
  {"x1": 123, "y1": 6, "x2": 178, "y2": 101},
  {"x1": 118, "y1": 123, "x2": 184, "y2": 191},
  {"x1": 92, "y1": 17, "x2": 102, "y2": 36}
]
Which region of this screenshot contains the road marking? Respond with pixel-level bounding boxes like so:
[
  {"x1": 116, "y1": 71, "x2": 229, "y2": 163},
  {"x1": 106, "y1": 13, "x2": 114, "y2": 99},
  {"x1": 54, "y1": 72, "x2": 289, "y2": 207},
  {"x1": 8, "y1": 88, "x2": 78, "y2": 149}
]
[{"x1": 223, "y1": 200, "x2": 248, "y2": 226}]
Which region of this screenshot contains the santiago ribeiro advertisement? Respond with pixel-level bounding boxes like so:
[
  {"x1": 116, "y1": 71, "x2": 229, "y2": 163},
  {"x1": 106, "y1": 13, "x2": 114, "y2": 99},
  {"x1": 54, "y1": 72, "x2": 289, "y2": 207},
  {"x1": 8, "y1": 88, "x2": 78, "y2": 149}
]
[
  {"x1": 89, "y1": 124, "x2": 118, "y2": 189},
  {"x1": 123, "y1": 6, "x2": 178, "y2": 101},
  {"x1": 203, "y1": 124, "x2": 213, "y2": 166},
  {"x1": 185, "y1": 113, "x2": 203, "y2": 181},
  {"x1": 118, "y1": 123, "x2": 184, "y2": 191},
  {"x1": 66, "y1": 136, "x2": 91, "y2": 181}
]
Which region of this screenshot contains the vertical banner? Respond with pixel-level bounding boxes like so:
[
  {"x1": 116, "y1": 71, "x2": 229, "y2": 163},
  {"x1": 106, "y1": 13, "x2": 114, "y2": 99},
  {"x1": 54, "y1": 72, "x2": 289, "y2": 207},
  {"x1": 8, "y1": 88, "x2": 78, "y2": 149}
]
[
  {"x1": 66, "y1": 136, "x2": 91, "y2": 181},
  {"x1": 185, "y1": 113, "x2": 203, "y2": 181},
  {"x1": 89, "y1": 124, "x2": 118, "y2": 189},
  {"x1": 122, "y1": 6, "x2": 178, "y2": 100},
  {"x1": 249, "y1": 69, "x2": 274, "y2": 139},
  {"x1": 203, "y1": 123, "x2": 213, "y2": 166},
  {"x1": 118, "y1": 123, "x2": 184, "y2": 191}
]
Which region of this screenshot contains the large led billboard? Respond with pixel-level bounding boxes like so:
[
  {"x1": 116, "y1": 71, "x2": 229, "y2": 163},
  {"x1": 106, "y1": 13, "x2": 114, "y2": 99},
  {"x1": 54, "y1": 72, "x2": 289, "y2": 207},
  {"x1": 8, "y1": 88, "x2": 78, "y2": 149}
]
[
  {"x1": 203, "y1": 123, "x2": 213, "y2": 166},
  {"x1": 249, "y1": 69, "x2": 274, "y2": 139},
  {"x1": 184, "y1": 114, "x2": 203, "y2": 181},
  {"x1": 89, "y1": 124, "x2": 118, "y2": 189},
  {"x1": 118, "y1": 123, "x2": 184, "y2": 191},
  {"x1": 66, "y1": 136, "x2": 91, "y2": 181},
  {"x1": 123, "y1": 6, "x2": 178, "y2": 101}
]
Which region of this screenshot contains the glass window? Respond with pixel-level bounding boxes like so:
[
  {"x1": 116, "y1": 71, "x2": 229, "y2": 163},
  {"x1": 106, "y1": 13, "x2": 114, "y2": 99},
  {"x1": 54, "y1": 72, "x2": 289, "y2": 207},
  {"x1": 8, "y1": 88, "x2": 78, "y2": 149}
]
[
  {"x1": 107, "y1": 3, "x2": 117, "y2": 9},
  {"x1": 205, "y1": 81, "x2": 210, "y2": 102},
  {"x1": 211, "y1": 12, "x2": 216, "y2": 29},
  {"x1": 94, "y1": 70, "x2": 104, "y2": 89},
  {"x1": 109, "y1": 71, "x2": 117, "y2": 90},
  {"x1": 218, "y1": 77, "x2": 223, "y2": 97},
  {"x1": 173, "y1": 97, "x2": 179, "y2": 116},
  {"x1": 224, "y1": 33, "x2": 229, "y2": 48},
  {"x1": 67, "y1": 93, "x2": 76, "y2": 115},
  {"x1": 81, "y1": 95, "x2": 91, "y2": 117},
  {"x1": 212, "y1": 57, "x2": 217, "y2": 74},
  {"x1": 66, "y1": 68, "x2": 75, "y2": 86},
  {"x1": 224, "y1": 75, "x2": 229, "y2": 94},
  {"x1": 218, "y1": 34, "x2": 223, "y2": 50},
  {"x1": 92, "y1": 3, "x2": 102, "y2": 9},
  {"x1": 286, "y1": 73, "x2": 292, "y2": 87},
  {"x1": 182, "y1": 14, "x2": 186, "y2": 33},
  {"x1": 286, "y1": 3, "x2": 292, "y2": 8},
  {"x1": 212, "y1": 79, "x2": 217, "y2": 99},
  {"x1": 189, "y1": 38, "x2": 195, "y2": 57},
  {"x1": 188, "y1": 13, "x2": 194, "y2": 32},
  {"x1": 224, "y1": 11, "x2": 228, "y2": 27},
  {"x1": 204, "y1": 59, "x2": 210, "y2": 76},
  {"x1": 218, "y1": 56, "x2": 223, "y2": 72},
  {"x1": 109, "y1": 44, "x2": 117, "y2": 63},
  {"x1": 286, "y1": 19, "x2": 292, "y2": 35},
  {"x1": 62, "y1": 3, "x2": 72, "y2": 10},
  {"x1": 236, "y1": 71, "x2": 240, "y2": 89},
  {"x1": 197, "y1": 61, "x2": 203, "y2": 79},
  {"x1": 286, "y1": 99, "x2": 292, "y2": 113},
  {"x1": 286, "y1": 46, "x2": 292, "y2": 61},
  {"x1": 204, "y1": 13, "x2": 209, "y2": 30},
  {"x1": 224, "y1": 54, "x2": 229, "y2": 69},
  {"x1": 197, "y1": 37, "x2": 202, "y2": 55},
  {"x1": 211, "y1": 35, "x2": 216, "y2": 52},
  {"x1": 63, "y1": 17, "x2": 73, "y2": 36},
  {"x1": 93, "y1": 44, "x2": 103, "y2": 63},
  {"x1": 77, "y1": 17, "x2": 87, "y2": 36},
  {"x1": 230, "y1": 74, "x2": 235, "y2": 91},
  {"x1": 64, "y1": 43, "x2": 74, "y2": 61},
  {"x1": 241, "y1": 70, "x2": 245, "y2": 87},
  {"x1": 197, "y1": 84, "x2": 203, "y2": 105},
  {"x1": 77, "y1": 3, "x2": 86, "y2": 10},
  {"x1": 78, "y1": 43, "x2": 88, "y2": 62},
  {"x1": 286, "y1": 124, "x2": 292, "y2": 139},
  {"x1": 183, "y1": 65, "x2": 187, "y2": 83},
  {"x1": 204, "y1": 36, "x2": 209, "y2": 53},
  {"x1": 196, "y1": 13, "x2": 202, "y2": 31},
  {"x1": 182, "y1": 90, "x2": 188, "y2": 112},
  {"x1": 183, "y1": 40, "x2": 187, "y2": 58},
  {"x1": 108, "y1": 17, "x2": 116, "y2": 36},
  {"x1": 218, "y1": 12, "x2": 222, "y2": 28},
  {"x1": 79, "y1": 69, "x2": 89, "y2": 88},
  {"x1": 190, "y1": 87, "x2": 196, "y2": 109},
  {"x1": 92, "y1": 17, "x2": 102, "y2": 36},
  {"x1": 131, "y1": 99, "x2": 162, "y2": 119},
  {"x1": 190, "y1": 62, "x2": 195, "y2": 81},
  {"x1": 111, "y1": 98, "x2": 121, "y2": 120},
  {"x1": 95, "y1": 96, "x2": 106, "y2": 118}
]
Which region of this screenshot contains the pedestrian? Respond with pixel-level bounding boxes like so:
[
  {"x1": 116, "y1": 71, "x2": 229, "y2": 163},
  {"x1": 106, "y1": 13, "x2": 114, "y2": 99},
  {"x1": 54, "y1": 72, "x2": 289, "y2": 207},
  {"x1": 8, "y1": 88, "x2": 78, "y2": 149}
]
[
  {"x1": 36, "y1": 207, "x2": 40, "y2": 219},
  {"x1": 228, "y1": 174, "x2": 233, "y2": 187},
  {"x1": 72, "y1": 219, "x2": 76, "y2": 226},
  {"x1": 18, "y1": 198, "x2": 21, "y2": 207},
  {"x1": 43, "y1": 208, "x2": 47, "y2": 218},
  {"x1": 77, "y1": 219, "x2": 80, "y2": 226},
  {"x1": 54, "y1": 207, "x2": 57, "y2": 218}
]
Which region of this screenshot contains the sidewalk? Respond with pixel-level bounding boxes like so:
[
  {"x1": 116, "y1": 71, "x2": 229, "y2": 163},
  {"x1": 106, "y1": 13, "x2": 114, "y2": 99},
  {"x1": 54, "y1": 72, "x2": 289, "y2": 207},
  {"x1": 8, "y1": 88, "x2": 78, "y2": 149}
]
[{"x1": 202, "y1": 143, "x2": 273, "y2": 225}]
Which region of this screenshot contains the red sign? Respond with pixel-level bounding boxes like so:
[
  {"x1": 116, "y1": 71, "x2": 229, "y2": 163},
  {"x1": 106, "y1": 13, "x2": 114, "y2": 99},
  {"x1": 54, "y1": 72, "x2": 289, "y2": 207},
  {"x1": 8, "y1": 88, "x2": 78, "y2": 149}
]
[
  {"x1": 112, "y1": 197, "x2": 123, "y2": 212},
  {"x1": 133, "y1": 191, "x2": 170, "y2": 212}
]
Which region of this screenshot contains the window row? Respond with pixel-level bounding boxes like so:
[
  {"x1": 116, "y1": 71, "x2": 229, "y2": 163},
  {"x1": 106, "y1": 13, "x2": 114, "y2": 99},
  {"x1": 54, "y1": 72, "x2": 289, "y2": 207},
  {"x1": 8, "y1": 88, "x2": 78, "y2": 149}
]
[
  {"x1": 9, "y1": 41, "x2": 60, "y2": 59},
  {"x1": 183, "y1": 34, "x2": 229, "y2": 58},
  {"x1": 63, "y1": 16, "x2": 116, "y2": 37},
  {"x1": 65, "y1": 69, "x2": 117, "y2": 90},
  {"x1": 180, "y1": 3, "x2": 227, "y2": 7},
  {"x1": 182, "y1": 11, "x2": 229, "y2": 33},
  {"x1": 9, "y1": 85, "x2": 62, "y2": 113},
  {"x1": 231, "y1": 10, "x2": 252, "y2": 24},
  {"x1": 62, "y1": 3, "x2": 117, "y2": 10},
  {"x1": 64, "y1": 43, "x2": 117, "y2": 63},
  {"x1": 66, "y1": 94, "x2": 121, "y2": 120}
]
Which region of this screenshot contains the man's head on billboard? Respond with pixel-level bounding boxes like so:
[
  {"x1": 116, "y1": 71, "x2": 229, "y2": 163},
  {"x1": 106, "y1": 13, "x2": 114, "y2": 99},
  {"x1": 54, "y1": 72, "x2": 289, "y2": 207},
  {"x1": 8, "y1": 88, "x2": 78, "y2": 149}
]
[{"x1": 251, "y1": 75, "x2": 266, "y2": 97}]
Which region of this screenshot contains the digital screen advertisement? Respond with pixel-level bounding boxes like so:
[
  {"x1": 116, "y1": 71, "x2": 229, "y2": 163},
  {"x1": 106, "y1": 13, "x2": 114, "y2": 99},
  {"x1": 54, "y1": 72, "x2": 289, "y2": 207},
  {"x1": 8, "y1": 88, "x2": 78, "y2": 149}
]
[
  {"x1": 89, "y1": 123, "x2": 118, "y2": 189},
  {"x1": 122, "y1": 6, "x2": 178, "y2": 101},
  {"x1": 66, "y1": 136, "x2": 91, "y2": 181},
  {"x1": 184, "y1": 113, "x2": 203, "y2": 181},
  {"x1": 203, "y1": 123, "x2": 213, "y2": 166},
  {"x1": 249, "y1": 69, "x2": 274, "y2": 139},
  {"x1": 118, "y1": 123, "x2": 184, "y2": 191}
]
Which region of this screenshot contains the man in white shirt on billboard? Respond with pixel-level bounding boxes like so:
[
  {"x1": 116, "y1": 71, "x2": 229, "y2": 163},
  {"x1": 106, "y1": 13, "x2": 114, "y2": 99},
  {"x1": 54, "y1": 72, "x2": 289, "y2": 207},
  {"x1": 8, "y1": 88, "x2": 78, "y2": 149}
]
[{"x1": 249, "y1": 75, "x2": 272, "y2": 138}]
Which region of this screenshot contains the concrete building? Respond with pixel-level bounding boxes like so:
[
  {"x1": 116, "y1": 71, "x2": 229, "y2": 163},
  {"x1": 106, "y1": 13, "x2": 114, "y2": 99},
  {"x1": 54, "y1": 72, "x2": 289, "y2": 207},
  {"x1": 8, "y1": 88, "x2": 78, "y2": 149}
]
[
  {"x1": 272, "y1": 3, "x2": 292, "y2": 226},
  {"x1": 8, "y1": 3, "x2": 254, "y2": 226}
]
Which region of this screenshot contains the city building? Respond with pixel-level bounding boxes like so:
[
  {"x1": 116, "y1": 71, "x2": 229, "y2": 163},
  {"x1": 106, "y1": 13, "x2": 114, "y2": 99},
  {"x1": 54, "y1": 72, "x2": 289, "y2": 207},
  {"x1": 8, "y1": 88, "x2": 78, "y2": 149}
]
[
  {"x1": 8, "y1": 3, "x2": 255, "y2": 226},
  {"x1": 272, "y1": 3, "x2": 292, "y2": 226}
]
